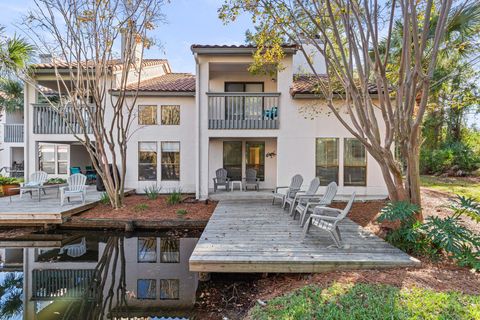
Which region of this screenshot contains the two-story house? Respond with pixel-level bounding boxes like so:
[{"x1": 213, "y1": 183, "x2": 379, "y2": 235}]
[{"x1": 23, "y1": 43, "x2": 388, "y2": 199}]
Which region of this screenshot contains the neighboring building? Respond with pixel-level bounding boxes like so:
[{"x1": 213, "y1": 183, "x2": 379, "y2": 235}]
[
  {"x1": 23, "y1": 42, "x2": 388, "y2": 199},
  {"x1": 0, "y1": 94, "x2": 24, "y2": 177}
]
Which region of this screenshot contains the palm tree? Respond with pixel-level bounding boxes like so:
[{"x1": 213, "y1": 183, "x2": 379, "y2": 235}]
[
  {"x1": 0, "y1": 26, "x2": 34, "y2": 75},
  {"x1": 0, "y1": 79, "x2": 23, "y2": 113},
  {"x1": 0, "y1": 272, "x2": 23, "y2": 320}
]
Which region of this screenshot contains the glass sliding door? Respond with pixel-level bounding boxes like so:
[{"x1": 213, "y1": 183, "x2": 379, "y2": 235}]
[
  {"x1": 223, "y1": 141, "x2": 242, "y2": 180},
  {"x1": 246, "y1": 141, "x2": 265, "y2": 181}
]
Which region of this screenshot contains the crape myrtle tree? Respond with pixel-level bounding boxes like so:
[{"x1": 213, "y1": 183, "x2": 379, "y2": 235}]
[
  {"x1": 219, "y1": 0, "x2": 455, "y2": 211},
  {"x1": 21, "y1": 0, "x2": 165, "y2": 208}
]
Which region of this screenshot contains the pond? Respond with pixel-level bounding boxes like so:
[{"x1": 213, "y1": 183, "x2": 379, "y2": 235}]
[{"x1": 0, "y1": 229, "x2": 203, "y2": 319}]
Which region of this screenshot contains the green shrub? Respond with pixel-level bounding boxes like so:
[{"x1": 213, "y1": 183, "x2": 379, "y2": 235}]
[
  {"x1": 144, "y1": 185, "x2": 161, "y2": 200},
  {"x1": 420, "y1": 141, "x2": 480, "y2": 174},
  {"x1": 46, "y1": 178, "x2": 67, "y2": 185},
  {"x1": 134, "y1": 203, "x2": 149, "y2": 212},
  {"x1": 166, "y1": 189, "x2": 182, "y2": 205},
  {"x1": 99, "y1": 192, "x2": 110, "y2": 205},
  {"x1": 176, "y1": 209, "x2": 188, "y2": 216},
  {"x1": 450, "y1": 195, "x2": 480, "y2": 223},
  {"x1": 0, "y1": 176, "x2": 22, "y2": 185}
]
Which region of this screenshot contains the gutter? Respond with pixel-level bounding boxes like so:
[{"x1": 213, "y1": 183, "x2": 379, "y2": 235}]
[{"x1": 109, "y1": 91, "x2": 195, "y2": 97}]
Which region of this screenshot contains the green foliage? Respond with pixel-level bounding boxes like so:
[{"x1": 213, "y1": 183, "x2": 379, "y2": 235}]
[
  {"x1": 0, "y1": 26, "x2": 34, "y2": 74},
  {"x1": 166, "y1": 189, "x2": 182, "y2": 205},
  {"x1": 450, "y1": 195, "x2": 480, "y2": 222},
  {"x1": 0, "y1": 176, "x2": 21, "y2": 185},
  {"x1": 250, "y1": 283, "x2": 480, "y2": 320},
  {"x1": 144, "y1": 185, "x2": 161, "y2": 200},
  {"x1": 46, "y1": 178, "x2": 67, "y2": 185},
  {"x1": 133, "y1": 203, "x2": 149, "y2": 212},
  {"x1": 0, "y1": 272, "x2": 23, "y2": 319},
  {"x1": 420, "y1": 175, "x2": 480, "y2": 199},
  {"x1": 99, "y1": 192, "x2": 110, "y2": 205},
  {"x1": 420, "y1": 141, "x2": 480, "y2": 175},
  {"x1": 176, "y1": 209, "x2": 188, "y2": 216},
  {"x1": 0, "y1": 79, "x2": 23, "y2": 112},
  {"x1": 377, "y1": 201, "x2": 421, "y2": 226}
]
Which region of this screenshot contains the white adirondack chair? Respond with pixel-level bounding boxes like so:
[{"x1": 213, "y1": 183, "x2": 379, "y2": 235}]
[
  {"x1": 296, "y1": 182, "x2": 338, "y2": 226},
  {"x1": 60, "y1": 173, "x2": 87, "y2": 206},
  {"x1": 20, "y1": 171, "x2": 48, "y2": 198},
  {"x1": 284, "y1": 177, "x2": 321, "y2": 214},
  {"x1": 272, "y1": 174, "x2": 303, "y2": 207},
  {"x1": 213, "y1": 168, "x2": 230, "y2": 192},
  {"x1": 244, "y1": 168, "x2": 260, "y2": 191},
  {"x1": 302, "y1": 192, "x2": 356, "y2": 247},
  {"x1": 59, "y1": 237, "x2": 87, "y2": 258}
]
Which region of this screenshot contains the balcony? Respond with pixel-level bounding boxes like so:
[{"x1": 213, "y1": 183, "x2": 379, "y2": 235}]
[
  {"x1": 207, "y1": 92, "x2": 280, "y2": 129},
  {"x1": 33, "y1": 103, "x2": 93, "y2": 134},
  {"x1": 3, "y1": 124, "x2": 24, "y2": 143}
]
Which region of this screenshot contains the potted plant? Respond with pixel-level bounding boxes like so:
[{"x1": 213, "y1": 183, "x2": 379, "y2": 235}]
[{"x1": 0, "y1": 176, "x2": 22, "y2": 196}]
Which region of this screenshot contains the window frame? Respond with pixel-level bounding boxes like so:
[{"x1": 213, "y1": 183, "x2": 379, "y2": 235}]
[
  {"x1": 138, "y1": 142, "x2": 158, "y2": 181},
  {"x1": 161, "y1": 141, "x2": 180, "y2": 181},
  {"x1": 38, "y1": 143, "x2": 70, "y2": 176},
  {"x1": 137, "y1": 237, "x2": 157, "y2": 263},
  {"x1": 160, "y1": 238, "x2": 180, "y2": 263},
  {"x1": 159, "y1": 279, "x2": 180, "y2": 300},
  {"x1": 138, "y1": 105, "x2": 158, "y2": 125},
  {"x1": 343, "y1": 138, "x2": 367, "y2": 187},
  {"x1": 222, "y1": 141, "x2": 243, "y2": 181},
  {"x1": 245, "y1": 141, "x2": 265, "y2": 181},
  {"x1": 137, "y1": 279, "x2": 157, "y2": 300},
  {"x1": 315, "y1": 138, "x2": 339, "y2": 186},
  {"x1": 160, "y1": 105, "x2": 180, "y2": 125}
]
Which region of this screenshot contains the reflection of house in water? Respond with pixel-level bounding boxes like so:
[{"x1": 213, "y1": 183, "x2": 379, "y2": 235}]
[
  {"x1": 17, "y1": 233, "x2": 198, "y2": 319},
  {"x1": 0, "y1": 248, "x2": 24, "y2": 271}
]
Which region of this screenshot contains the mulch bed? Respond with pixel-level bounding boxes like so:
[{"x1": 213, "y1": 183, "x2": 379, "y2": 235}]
[{"x1": 68, "y1": 194, "x2": 217, "y2": 228}]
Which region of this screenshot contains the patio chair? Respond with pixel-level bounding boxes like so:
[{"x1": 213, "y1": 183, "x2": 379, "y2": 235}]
[
  {"x1": 296, "y1": 181, "x2": 338, "y2": 227},
  {"x1": 302, "y1": 192, "x2": 356, "y2": 248},
  {"x1": 244, "y1": 168, "x2": 260, "y2": 191},
  {"x1": 272, "y1": 174, "x2": 303, "y2": 206},
  {"x1": 284, "y1": 177, "x2": 321, "y2": 214},
  {"x1": 213, "y1": 168, "x2": 230, "y2": 192},
  {"x1": 20, "y1": 171, "x2": 48, "y2": 198},
  {"x1": 59, "y1": 237, "x2": 87, "y2": 258},
  {"x1": 60, "y1": 173, "x2": 87, "y2": 206}
]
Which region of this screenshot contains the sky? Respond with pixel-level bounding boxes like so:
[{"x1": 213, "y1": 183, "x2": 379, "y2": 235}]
[{"x1": 0, "y1": 0, "x2": 253, "y2": 73}]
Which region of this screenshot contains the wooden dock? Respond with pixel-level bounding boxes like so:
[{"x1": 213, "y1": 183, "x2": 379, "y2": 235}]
[
  {"x1": 189, "y1": 200, "x2": 419, "y2": 273},
  {"x1": 0, "y1": 187, "x2": 134, "y2": 225}
]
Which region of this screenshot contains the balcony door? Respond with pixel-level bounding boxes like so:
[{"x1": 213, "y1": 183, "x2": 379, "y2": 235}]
[{"x1": 224, "y1": 82, "x2": 264, "y2": 120}]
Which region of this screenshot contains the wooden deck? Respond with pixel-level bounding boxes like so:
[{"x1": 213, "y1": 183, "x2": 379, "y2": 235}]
[
  {"x1": 0, "y1": 187, "x2": 133, "y2": 225},
  {"x1": 189, "y1": 200, "x2": 419, "y2": 273}
]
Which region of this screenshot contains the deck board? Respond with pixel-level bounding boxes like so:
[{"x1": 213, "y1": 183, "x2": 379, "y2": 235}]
[{"x1": 189, "y1": 200, "x2": 419, "y2": 273}]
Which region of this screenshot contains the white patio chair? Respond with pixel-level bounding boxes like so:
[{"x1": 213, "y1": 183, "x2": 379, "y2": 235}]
[
  {"x1": 244, "y1": 168, "x2": 260, "y2": 191},
  {"x1": 60, "y1": 173, "x2": 87, "y2": 206},
  {"x1": 296, "y1": 181, "x2": 338, "y2": 226},
  {"x1": 213, "y1": 168, "x2": 230, "y2": 192},
  {"x1": 59, "y1": 237, "x2": 87, "y2": 258},
  {"x1": 272, "y1": 174, "x2": 303, "y2": 207},
  {"x1": 20, "y1": 171, "x2": 48, "y2": 198},
  {"x1": 284, "y1": 177, "x2": 321, "y2": 214},
  {"x1": 302, "y1": 192, "x2": 356, "y2": 248}
]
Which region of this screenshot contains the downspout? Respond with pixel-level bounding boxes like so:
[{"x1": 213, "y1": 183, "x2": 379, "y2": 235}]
[
  {"x1": 24, "y1": 82, "x2": 30, "y2": 178},
  {"x1": 194, "y1": 53, "x2": 201, "y2": 199}
]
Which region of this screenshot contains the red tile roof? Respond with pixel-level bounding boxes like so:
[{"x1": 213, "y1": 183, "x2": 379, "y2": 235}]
[
  {"x1": 291, "y1": 74, "x2": 382, "y2": 96},
  {"x1": 32, "y1": 59, "x2": 169, "y2": 71},
  {"x1": 191, "y1": 44, "x2": 298, "y2": 49},
  {"x1": 121, "y1": 73, "x2": 195, "y2": 92}
]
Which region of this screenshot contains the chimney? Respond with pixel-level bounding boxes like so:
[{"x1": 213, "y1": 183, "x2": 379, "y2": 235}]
[
  {"x1": 39, "y1": 54, "x2": 53, "y2": 64},
  {"x1": 121, "y1": 31, "x2": 143, "y2": 63}
]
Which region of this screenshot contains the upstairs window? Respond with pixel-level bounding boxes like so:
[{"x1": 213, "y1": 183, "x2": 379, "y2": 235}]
[
  {"x1": 138, "y1": 105, "x2": 157, "y2": 125},
  {"x1": 344, "y1": 138, "x2": 367, "y2": 186},
  {"x1": 161, "y1": 105, "x2": 180, "y2": 125},
  {"x1": 315, "y1": 138, "x2": 339, "y2": 186}
]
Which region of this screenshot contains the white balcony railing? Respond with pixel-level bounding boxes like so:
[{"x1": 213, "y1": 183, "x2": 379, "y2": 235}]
[
  {"x1": 33, "y1": 103, "x2": 93, "y2": 134},
  {"x1": 207, "y1": 92, "x2": 280, "y2": 129},
  {"x1": 4, "y1": 124, "x2": 24, "y2": 142}
]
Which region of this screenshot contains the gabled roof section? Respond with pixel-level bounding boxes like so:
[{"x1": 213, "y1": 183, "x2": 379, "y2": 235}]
[
  {"x1": 291, "y1": 74, "x2": 382, "y2": 98},
  {"x1": 111, "y1": 73, "x2": 195, "y2": 96},
  {"x1": 191, "y1": 44, "x2": 298, "y2": 55},
  {"x1": 32, "y1": 59, "x2": 170, "y2": 72}
]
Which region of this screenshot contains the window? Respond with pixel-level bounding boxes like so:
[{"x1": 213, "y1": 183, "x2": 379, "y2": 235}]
[
  {"x1": 39, "y1": 144, "x2": 55, "y2": 174},
  {"x1": 138, "y1": 142, "x2": 157, "y2": 181},
  {"x1": 38, "y1": 143, "x2": 69, "y2": 175},
  {"x1": 161, "y1": 142, "x2": 180, "y2": 181},
  {"x1": 159, "y1": 279, "x2": 179, "y2": 300},
  {"x1": 161, "y1": 105, "x2": 180, "y2": 125},
  {"x1": 138, "y1": 105, "x2": 157, "y2": 125},
  {"x1": 344, "y1": 138, "x2": 367, "y2": 186},
  {"x1": 57, "y1": 145, "x2": 68, "y2": 174},
  {"x1": 160, "y1": 238, "x2": 180, "y2": 263},
  {"x1": 223, "y1": 141, "x2": 242, "y2": 180},
  {"x1": 137, "y1": 237, "x2": 157, "y2": 263},
  {"x1": 224, "y1": 82, "x2": 264, "y2": 120},
  {"x1": 137, "y1": 279, "x2": 156, "y2": 299},
  {"x1": 246, "y1": 141, "x2": 265, "y2": 181},
  {"x1": 315, "y1": 138, "x2": 339, "y2": 186}
]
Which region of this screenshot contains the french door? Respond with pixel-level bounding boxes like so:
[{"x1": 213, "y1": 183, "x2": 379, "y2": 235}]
[{"x1": 222, "y1": 141, "x2": 265, "y2": 181}]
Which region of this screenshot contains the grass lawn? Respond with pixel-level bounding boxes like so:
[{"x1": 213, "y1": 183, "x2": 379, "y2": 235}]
[
  {"x1": 250, "y1": 283, "x2": 480, "y2": 320},
  {"x1": 420, "y1": 175, "x2": 480, "y2": 199}
]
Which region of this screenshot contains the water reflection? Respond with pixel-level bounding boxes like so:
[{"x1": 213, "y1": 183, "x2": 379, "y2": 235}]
[{"x1": 0, "y1": 232, "x2": 199, "y2": 319}]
